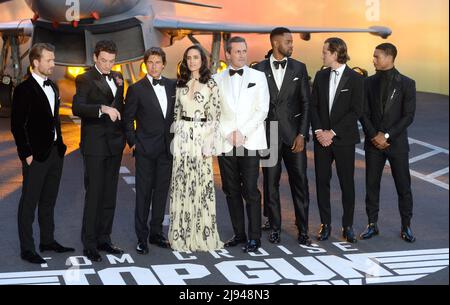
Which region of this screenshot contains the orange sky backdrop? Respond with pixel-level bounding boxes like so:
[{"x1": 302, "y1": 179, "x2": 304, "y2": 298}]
[{"x1": 1, "y1": 0, "x2": 448, "y2": 94}]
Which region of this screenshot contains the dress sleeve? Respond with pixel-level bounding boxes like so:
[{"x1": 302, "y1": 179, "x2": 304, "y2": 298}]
[{"x1": 204, "y1": 79, "x2": 222, "y2": 156}]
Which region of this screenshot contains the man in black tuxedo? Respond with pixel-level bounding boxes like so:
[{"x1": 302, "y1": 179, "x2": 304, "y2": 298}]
[
  {"x1": 310, "y1": 38, "x2": 364, "y2": 243},
  {"x1": 254, "y1": 27, "x2": 312, "y2": 246},
  {"x1": 72, "y1": 40, "x2": 126, "y2": 262},
  {"x1": 123, "y1": 48, "x2": 176, "y2": 254},
  {"x1": 359, "y1": 43, "x2": 416, "y2": 242},
  {"x1": 11, "y1": 43, "x2": 74, "y2": 264}
]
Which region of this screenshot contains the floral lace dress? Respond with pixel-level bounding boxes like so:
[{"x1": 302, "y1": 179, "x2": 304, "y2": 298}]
[{"x1": 168, "y1": 78, "x2": 224, "y2": 252}]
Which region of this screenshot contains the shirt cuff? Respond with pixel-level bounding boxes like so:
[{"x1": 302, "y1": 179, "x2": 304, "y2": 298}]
[
  {"x1": 331, "y1": 129, "x2": 336, "y2": 136},
  {"x1": 314, "y1": 129, "x2": 323, "y2": 133}
]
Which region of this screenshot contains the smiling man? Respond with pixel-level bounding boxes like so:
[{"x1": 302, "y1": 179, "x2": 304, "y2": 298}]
[{"x1": 122, "y1": 47, "x2": 176, "y2": 255}]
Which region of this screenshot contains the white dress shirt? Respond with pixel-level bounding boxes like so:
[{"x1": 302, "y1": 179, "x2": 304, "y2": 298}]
[
  {"x1": 329, "y1": 64, "x2": 346, "y2": 115},
  {"x1": 95, "y1": 65, "x2": 117, "y2": 97},
  {"x1": 32, "y1": 72, "x2": 57, "y2": 141},
  {"x1": 147, "y1": 75, "x2": 168, "y2": 118},
  {"x1": 270, "y1": 55, "x2": 288, "y2": 90},
  {"x1": 229, "y1": 65, "x2": 245, "y2": 104}
]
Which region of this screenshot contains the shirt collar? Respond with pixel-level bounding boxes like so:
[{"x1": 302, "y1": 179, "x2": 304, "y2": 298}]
[
  {"x1": 332, "y1": 64, "x2": 346, "y2": 75},
  {"x1": 31, "y1": 71, "x2": 47, "y2": 86},
  {"x1": 270, "y1": 54, "x2": 288, "y2": 65},
  {"x1": 95, "y1": 65, "x2": 111, "y2": 77},
  {"x1": 147, "y1": 74, "x2": 162, "y2": 85}
]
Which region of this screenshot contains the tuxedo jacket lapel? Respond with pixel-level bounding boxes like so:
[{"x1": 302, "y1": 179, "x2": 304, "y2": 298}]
[
  {"x1": 278, "y1": 59, "x2": 296, "y2": 101},
  {"x1": 238, "y1": 66, "x2": 250, "y2": 106},
  {"x1": 143, "y1": 77, "x2": 165, "y2": 120},
  {"x1": 383, "y1": 71, "x2": 401, "y2": 114},
  {"x1": 92, "y1": 69, "x2": 114, "y2": 102},
  {"x1": 163, "y1": 77, "x2": 174, "y2": 120},
  {"x1": 263, "y1": 61, "x2": 279, "y2": 100},
  {"x1": 222, "y1": 69, "x2": 235, "y2": 111},
  {"x1": 331, "y1": 67, "x2": 350, "y2": 114},
  {"x1": 322, "y1": 69, "x2": 331, "y2": 114},
  {"x1": 29, "y1": 76, "x2": 54, "y2": 118}
]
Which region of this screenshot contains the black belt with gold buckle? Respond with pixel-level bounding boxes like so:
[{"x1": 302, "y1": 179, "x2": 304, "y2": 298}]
[{"x1": 181, "y1": 116, "x2": 207, "y2": 122}]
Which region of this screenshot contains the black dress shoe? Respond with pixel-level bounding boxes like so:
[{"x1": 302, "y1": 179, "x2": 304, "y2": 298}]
[
  {"x1": 149, "y1": 234, "x2": 170, "y2": 248},
  {"x1": 242, "y1": 239, "x2": 261, "y2": 253},
  {"x1": 401, "y1": 226, "x2": 416, "y2": 243},
  {"x1": 83, "y1": 249, "x2": 102, "y2": 262},
  {"x1": 298, "y1": 234, "x2": 312, "y2": 246},
  {"x1": 342, "y1": 227, "x2": 357, "y2": 243},
  {"x1": 21, "y1": 251, "x2": 46, "y2": 264},
  {"x1": 316, "y1": 224, "x2": 331, "y2": 241},
  {"x1": 136, "y1": 242, "x2": 149, "y2": 255},
  {"x1": 360, "y1": 223, "x2": 379, "y2": 240},
  {"x1": 97, "y1": 243, "x2": 124, "y2": 254},
  {"x1": 39, "y1": 241, "x2": 75, "y2": 253},
  {"x1": 224, "y1": 235, "x2": 247, "y2": 247},
  {"x1": 268, "y1": 230, "x2": 281, "y2": 243},
  {"x1": 261, "y1": 219, "x2": 271, "y2": 231}
]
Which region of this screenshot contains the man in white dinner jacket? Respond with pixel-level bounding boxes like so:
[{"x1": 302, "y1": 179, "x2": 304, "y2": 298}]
[{"x1": 214, "y1": 36, "x2": 270, "y2": 253}]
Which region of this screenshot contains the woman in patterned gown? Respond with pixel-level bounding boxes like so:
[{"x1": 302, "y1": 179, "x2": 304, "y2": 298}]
[{"x1": 168, "y1": 45, "x2": 224, "y2": 252}]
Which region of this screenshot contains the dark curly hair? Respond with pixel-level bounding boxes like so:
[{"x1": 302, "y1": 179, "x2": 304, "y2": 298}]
[
  {"x1": 177, "y1": 45, "x2": 211, "y2": 88},
  {"x1": 94, "y1": 40, "x2": 117, "y2": 57}
]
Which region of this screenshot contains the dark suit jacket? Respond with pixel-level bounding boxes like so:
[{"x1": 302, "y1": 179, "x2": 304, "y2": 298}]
[
  {"x1": 360, "y1": 69, "x2": 416, "y2": 153},
  {"x1": 11, "y1": 75, "x2": 66, "y2": 162},
  {"x1": 254, "y1": 58, "x2": 311, "y2": 145},
  {"x1": 123, "y1": 76, "x2": 176, "y2": 158},
  {"x1": 311, "y1": 66, "x2": 364, "y2": 146},
  {"x1": 72, "y1": 67, "x2": 126, "y2": 156}
]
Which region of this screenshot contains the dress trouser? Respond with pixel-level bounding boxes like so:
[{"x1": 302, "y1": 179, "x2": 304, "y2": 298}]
[
  {"x1": 18, "y1": 145, "x2": 63, "y2": 253},
  {"x1": 218, "y1": 148, "x2": 262, "y2": 240},
  {"x1": 81, "y1": 153, "x2": 122, "y2": 250}
]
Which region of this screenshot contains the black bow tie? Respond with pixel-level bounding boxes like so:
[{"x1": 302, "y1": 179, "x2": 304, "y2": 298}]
[
  {"x1": 43, "y1": 79, "x2": 52, "y2": 87},
  {"x1": 102, "y1": 73, "x2": 112, "y2": 81},
  {"x1": 273, "y1": 60, "x2": 287, "y2": 70},
  {"x1": 152, "y1": 78, "x2": 164, "y2": 86},
  {"x1": 229, "y1": 69, "x2": 244, "y2": 77}
]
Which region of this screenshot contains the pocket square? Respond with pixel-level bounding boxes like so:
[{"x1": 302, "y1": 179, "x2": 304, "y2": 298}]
[
  {"x1": 341, "y1": 89, "x2": 349, "y2": 92},
  {"x1": 294, "y1": 113, "x2": 302, "y2": 118},
  {"x1": 293, "y1": 77, "x2": 299, "y2": 81},
  {"x1": 248, "y1": 83, "x2": 256, "y2": 88}
]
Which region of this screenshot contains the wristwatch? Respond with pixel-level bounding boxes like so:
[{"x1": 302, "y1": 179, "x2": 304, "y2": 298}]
[{"x1": 384, "y1": 133, "x2": 390, "y2": 139}]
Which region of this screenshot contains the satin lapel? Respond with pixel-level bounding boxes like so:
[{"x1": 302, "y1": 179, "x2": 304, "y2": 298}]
[
  {"x1": 50, "y1": 81, "x2": 60, "y2": 117},
  {"x1": 322, "y1": 68, "x2": 331, "y2": 114},
  {"x1": 278, "y1": 59, "x2": 296, "y2": 102},
  {"x1": 383, "y1": 71, "x2": 401, "y2": 114},
  {"x1": 143, "y1": 77, "x2": 165, "y2": 120},
  {"x1": 331, "y1": 66, "x2": 350, "y2": 113},
  {"x1": 29, "y1": 76, "x2": 53, "y2": 118},
  {"x1": 238, "y1": 66, "x2": 250, "y2": 107},
  {"x1": 163, "y1": 77, "x2": 174, "y2": 120},
  {"x1": 263, "y1": 60, "x2": 279, "y2": 99},
  {"x1": 223, "y1": 69, "x2": 235, "y2": 111},
  {"x1": 111, "y1": 72, "x2": 124, "y2": 106},
  {"x1": 92, "y1": 69, "x2": 114, "y2": 101}
]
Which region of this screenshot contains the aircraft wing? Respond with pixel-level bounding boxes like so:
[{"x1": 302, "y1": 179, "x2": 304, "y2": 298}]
[
  {"x1": 0, "y1": 19, "x2": 33, "y2": 36},
  {"x1": 153, "y1": 15, "x2": 392, "y2": 39}
]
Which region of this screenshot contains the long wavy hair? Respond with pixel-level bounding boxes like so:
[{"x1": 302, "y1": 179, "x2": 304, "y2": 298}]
[{"x1": 177, "y1": 45, "x2": 211, "y2": 88}]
